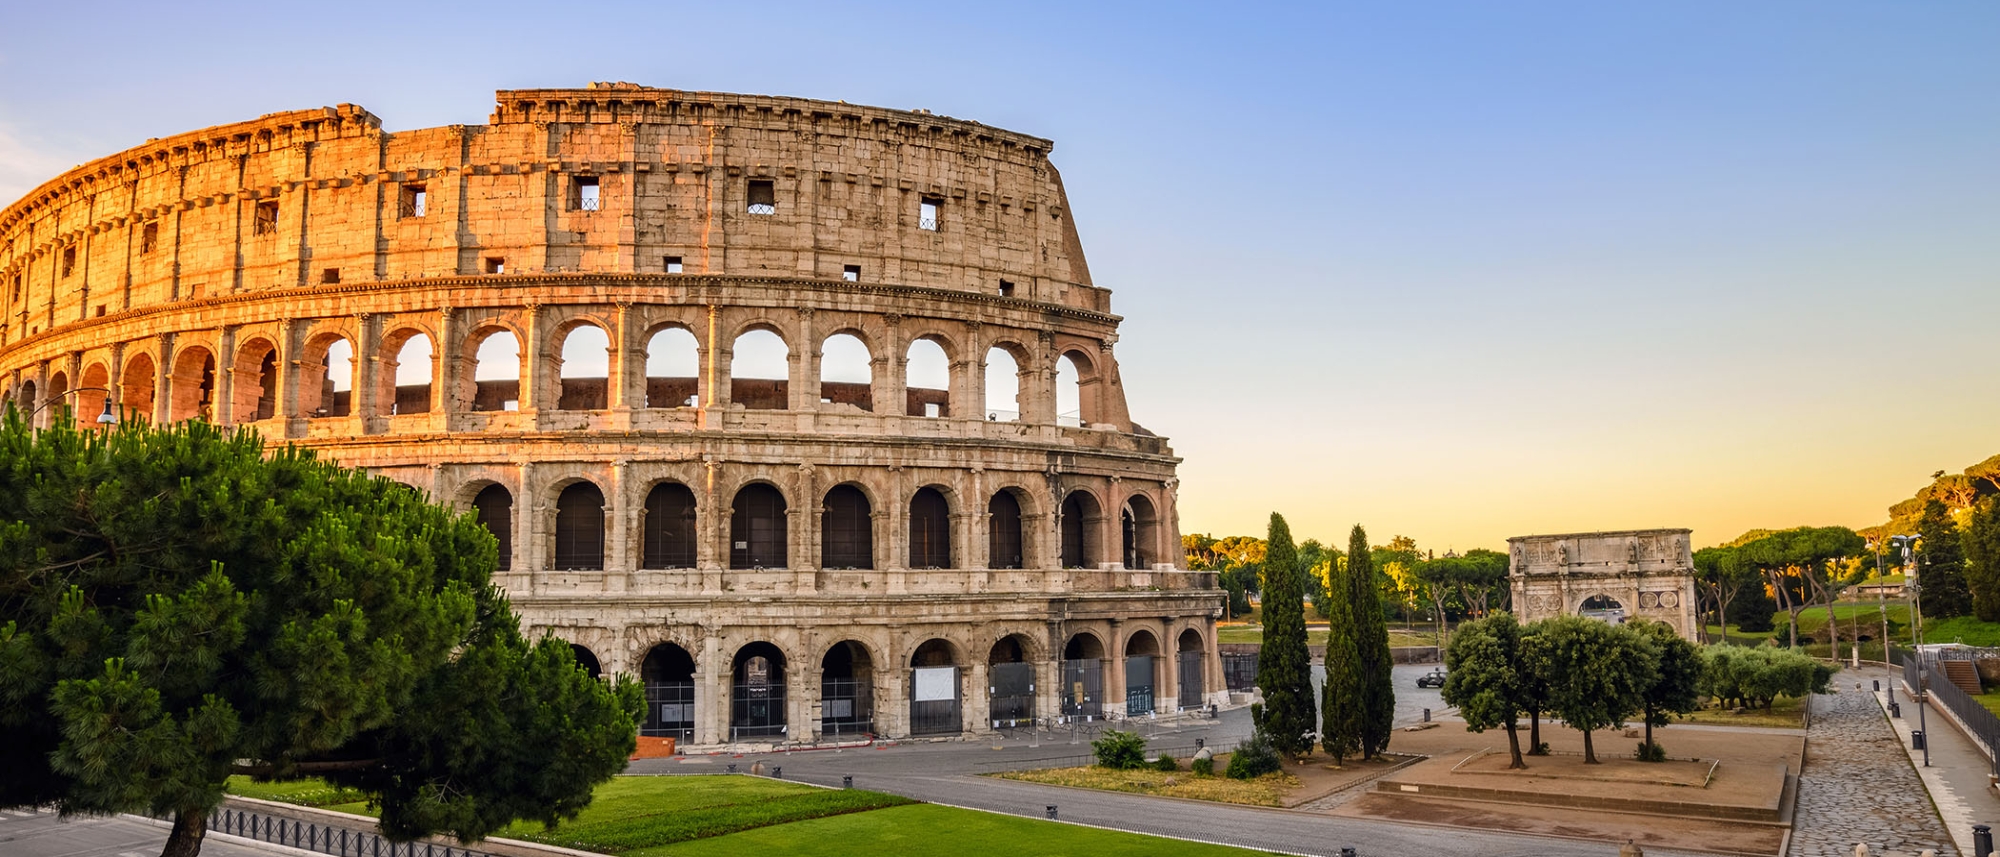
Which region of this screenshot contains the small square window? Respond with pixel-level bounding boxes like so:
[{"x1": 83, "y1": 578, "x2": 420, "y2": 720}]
[
  {"x1": 573, "y1": 176, "x2": 600, "y2": 211},
  {"x1": 94, "y1": 305, "x2": 105, "y2": 317},
  {"x1": 140, "y1": 222, "x2": 159, "y2": 254},
  {"x1": 842, "y1": 264, "x2": 860, "y2": 282},
  {"x1": 399, "y1": 184, "x2": 428, "y2": 218},
  {"x1": 664, "y1": 256, "x2": 684, "y2": 274},
  {"x1": 254, "y1": 201, "x2": 279, "y2": 236},
  {"x1": 484, "y1": 257, "x2": 506, "y2": 275},
  {"x1": 61, "y1": 246, "x2": 76, "y2": 277},
  {"x1": 998, "y1": 279, "x2": 1015, "y2": 297},
  {"x1": 321, "y1": 268, "x2": 341, "y2": 285},
  {"x1": 919, "y1": 197, "x2": 941, "y2": 231},
  {"x1": 747, "y1": 179, "x2": 775, "y2": 215}
]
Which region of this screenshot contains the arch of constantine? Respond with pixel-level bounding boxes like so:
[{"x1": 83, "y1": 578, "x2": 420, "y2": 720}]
[
  {"x1": 1507, "y1": 529, "x2": 1698, "y2": 639},
  {"x1": 0, "y1": 83, "x2": 1225, "y2": 746}
]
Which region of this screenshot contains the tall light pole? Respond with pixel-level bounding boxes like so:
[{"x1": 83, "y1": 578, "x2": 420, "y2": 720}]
[
  {"x1": 1873, "y1": 540, "x2": 1890, "y2": 662},
  {"x1": 21, "y1": 387, "x2": 118, "y2": 426},
  {"x1": 1894, "y1": 533, "x2": 1927, "y2": 767}
]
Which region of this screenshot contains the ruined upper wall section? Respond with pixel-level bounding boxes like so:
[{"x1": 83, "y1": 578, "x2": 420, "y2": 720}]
[{"x1": 1, "y1": 86, "x2": 1104, "y2": 346}]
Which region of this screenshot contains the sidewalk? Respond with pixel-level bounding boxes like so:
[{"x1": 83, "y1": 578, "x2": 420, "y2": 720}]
[{"x1": 1878, "y1": 669, "x2": 2000, "y2": 857}]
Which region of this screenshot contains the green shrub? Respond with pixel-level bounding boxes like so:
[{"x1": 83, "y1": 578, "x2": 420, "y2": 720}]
[
  {"x1": 1225, "y1": 731, "x2": 1281, "y2": 780},
  {"x1": 1152, "y1": 755, "x2": 1178, "y2": 772},
  {"x1": 1091, "y1": 729, "x2": 1148, "y2": 770},
  {"x1": 1635, "y1": 741, "x2": 1666, "y2": 762},
  {"x1": 1190, "y1": 756, "x2": 1214, "y2": 776}
]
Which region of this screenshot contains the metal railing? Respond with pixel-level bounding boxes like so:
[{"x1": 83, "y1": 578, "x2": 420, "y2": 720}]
[
  {"x1": 209, "y1": 806, "x2": 497, "y2": 857},
  {"x1": 1897, "y1": 644, "x2": 2000, "y2": 778}
]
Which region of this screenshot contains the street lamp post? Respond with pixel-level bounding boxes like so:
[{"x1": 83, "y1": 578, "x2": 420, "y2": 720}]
[
  {"x1": 1894, "y1": 534, "x2": 1927, "y2": 767},
  {"x1": 20, "y1": 387, "x2": 118, "y2": 427}
]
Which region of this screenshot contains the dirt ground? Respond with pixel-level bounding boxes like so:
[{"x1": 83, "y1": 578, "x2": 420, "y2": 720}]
[{"x1": 1263, "y1": 752, "x2": 1422, "y2": 808}]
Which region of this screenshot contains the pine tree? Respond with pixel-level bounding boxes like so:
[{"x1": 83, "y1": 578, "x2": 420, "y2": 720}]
[
  {"x1": 1320, "y1": 553, "x2": 1363, "y2": 765},
  {"x1": 1917, "y1": 499, "x2": 1972, "y2": 618},
  {"x1": 1966, "y1": 498, "x2": 2000, "y2": 622},
  {"x1": 1255, "y1": 513, "x2": 1316, "y2": 757},
  {"x1": 1349, "y1": 524, "x2": 1397, "y2": 758}
]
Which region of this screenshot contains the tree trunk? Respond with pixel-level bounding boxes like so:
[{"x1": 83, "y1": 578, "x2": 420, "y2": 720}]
[
  {"x1": 1504, "y1": 720, "x2": 1526, "y2": 769},
  {"x1": 1813, "y1": 567, "x2": 1841, "y2": 658},
  {"x1": 1582, "y1": 728, "x2": 1598, "y2": 764},
  {"x1": 1644, "y1": 713, "x2": 1654, "y2": 751},
  {"x1": 161, "y1": 808, "x2": 206, "y2": 857},
  {"x1": 1528, "y1": 709, "x2": 1544, "y2": 755}
]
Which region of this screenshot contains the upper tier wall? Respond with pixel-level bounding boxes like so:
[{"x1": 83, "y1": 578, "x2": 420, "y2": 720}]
[{"x1": 0, "y1": 86, "x2": 1105, "y2": 346}]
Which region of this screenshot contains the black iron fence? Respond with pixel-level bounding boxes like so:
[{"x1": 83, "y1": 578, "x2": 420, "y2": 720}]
[
  {"x1": 1222, "y1": 651, "x2": 1258, "y2": 691},
  {"x1": 1895, "y1": 644, "x2": 2000, "y2": 778},
  {"x1": 209, "y1": 806, "x2": 496, "y2": 857}
]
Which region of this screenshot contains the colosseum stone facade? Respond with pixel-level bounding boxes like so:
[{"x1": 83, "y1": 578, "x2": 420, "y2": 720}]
[{"x1": 0, "y1": 83, "x2": 1223, "y2": 746}]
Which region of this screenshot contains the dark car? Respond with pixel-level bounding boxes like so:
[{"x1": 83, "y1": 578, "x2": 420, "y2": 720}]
[{"x1": 1416, "y1": 668, "x2": 1447, "y2": 688}]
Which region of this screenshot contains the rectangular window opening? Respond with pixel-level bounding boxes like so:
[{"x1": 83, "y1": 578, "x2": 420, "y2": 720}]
[
  {"x1": 998, "y1": 279, "x2": 1015, "y2": 297},
  {"x1": 399, "y1": 184, "x2": 428, "y2": 218},
  {"x1": 484, "y1": 257, "x2": 506, "y2": 275},
  {"x1": 842, "y1": 264, "x2": 860, "y2": 282},
  {"x1": 140, "y1": 222, "x2": 159, "y2": 254},
  {"x1": 919, "y1": 198, "x2": 941, "y2": 231},
  {"x1": 321, "y1": 268, "x2": 341, "y2": 285},
  {"x1": 747, "y1": 179, "x2": 776, "y2": 215},
  {"x1": 94, "y1": 305, "x2": 105, "y2": 317},
  {"x1": 573, "y1": 176, "x2": 601, "y2": 212},
  {"x1": 61, "y1": 247, "x2": 76, "y2": 277},
  {"x1": 253, "y1": 201, "x2": 279, "y2": 236},
  {"x1": 664, "y1": 255, "x2": 684, "y2": 274}
]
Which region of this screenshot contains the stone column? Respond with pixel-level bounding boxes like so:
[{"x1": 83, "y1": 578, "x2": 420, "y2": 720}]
[
  {"x1": 214, "y1": 326, "x2": 238, "y2": 426},
  {"x1": 435, "y1": 307, "x2": 461, "y2": 417},
  {"x1": 880, "y1": 314, "x2": 906, "y2": 420},
  {"x1": 516, "y1": 461, "x2": 540, "y2": 585},
  {"x1": 948, "y1": 357, "x2": 976, "y2": 422},
  {"x1": 607, "y1": 460, "x2": 631, "y2": 583},
  {"x1": 698, "y1": 629, "x2": 724, "y2": 746},
  {"x1": 1105, "y1": 620, "x2": 1126, "y2": 717},
  {"x1": 607, "y1": 302, "x2": 637, "y2": 412},
  {"x1": 519, "y1": 303, "x2": 546, "y2": 416},
  {"x1": 965, "y1": 660, "x2": 988, "y2": 734},
  {"x1": 354, "y1": 313, "x2": 382, "y2": 429},
  {"x1": 791, "y1": 307, "x2": 817, "y2": 411}
]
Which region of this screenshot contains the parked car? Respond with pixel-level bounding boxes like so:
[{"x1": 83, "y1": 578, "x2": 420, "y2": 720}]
[{"x1": 1416, "y1": 668, "x2": 1447, "y2": 688}]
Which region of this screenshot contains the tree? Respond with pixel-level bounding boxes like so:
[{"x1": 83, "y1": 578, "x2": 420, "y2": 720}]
[
  {"x1": 1254, "y1": 513, "x2": 1314, "y2": 758},
  {"x1": 1455, "y1": 549, "x2": 1511, "y2": 617},
  {"x1": 1320, "y1": 552, "x2": 1363, "y2": 765},
  {"x1": 1966, "y1": 498, "x2": 2000, "y2": 622},
  {"x1": 1917, "y1": 499, "x2": 1972, "y2": 619},
  {"x1": 0, "y1": 415, "x2": 643, "y2": 857},
  {"x1": 1519, "y1": 620, "x2": 1553, "y2": 755},
  {"x1": 1440, "y1": 612, "x2": 1531, "y2": 769},
  {"x1": 1527, "y1": 616, "x2": 1656, "y2": 764},
  {"x1": 1349, "y1": 525, "x2": 1396, "y2": 759},
  {"x1": 1629, "y1": 620, "x2": 1700, "y2": 760}
]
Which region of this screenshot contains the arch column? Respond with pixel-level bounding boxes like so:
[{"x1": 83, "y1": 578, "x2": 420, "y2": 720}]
[
  {"x1": 607, "y1": 461, "x2": 631, "y2": 583},
  {"x1": 965, "y1": 659, "x2": 989, "y2": 734},
  {"x1": 697, "y1": 630, "x2": 724, "y2": 745},
  {"x1": 1104, "y1": 620, "x2": 1127, "y2": 718},
  {"x1": 949, "y1": 512, "x2": 977, "y2": 571},
  {"x1": 516, "y1": 462, "x2": 541, "y2": 582},
  {"x1": 151, "y1": 333, "x2": 173, "y2": 424},
  {"x1": 436, "y1": 308, "x2": 460, "y2": 415},
  {"x1": 788, "y1": 643, "x2": 813, "y2": 744},
  {"x1": 519, "y1": 304, "x2": 547, "y2": 419},
  {"x1": 947, "y1": 357, "x2": 976, "y2": 422},
  {"x1": 354, "y1": 313, "x2": 383, "y2": 430},
  {"x1": 607, "y1": 303, "x2": 638, "y2": 412},
  {"x1": 790, "y1": 309, "x2": 817, "y2": 411},
  {"x1": 215, "y1": 326, "x2": 238, "y2": 426}
]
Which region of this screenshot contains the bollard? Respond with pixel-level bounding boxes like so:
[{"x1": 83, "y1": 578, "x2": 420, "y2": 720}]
[
  {"x1": 1874, "y1": 680, "x2": 1881, "y2": 692},
  {"x1": 772, "y1": 766, "x2": 782, "y2": 779},
  {"x1": 1424, "y1": 708, "x2": 1431, "y2": 723},
  {"x1": 1889, "y1": 685, "x2": 1896, "y2": 703},
  {"x1": 727, "y1": 763, "x2": 737, "y2": 773},
  {"x1": 1890, "y1": 702, "x2": 1901, "y2": 718},
  {"x1": 1046, "y1": 805, "x2": 1058, "y2": 820},
  {"x1": 1912, "y1": 730, "x2": 1926, "y2": 751},
  {"x1": 1975, "y1": 822, "x2": 1992, "y2": 856},
  {"x1": 843, "y1": 775, "x2": 853, "y2": 789},
  {"x1": 1854, "y1": 844, "x2": 1869, "y2": 857},
  {"x1": 1340, "y1": 849, "x2": 1357, "y2": 857}
]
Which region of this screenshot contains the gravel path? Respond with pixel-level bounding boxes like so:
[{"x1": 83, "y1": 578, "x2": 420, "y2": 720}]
[{"x1": 1788, "y1": 686, "x2": 1957, "y2": 857}]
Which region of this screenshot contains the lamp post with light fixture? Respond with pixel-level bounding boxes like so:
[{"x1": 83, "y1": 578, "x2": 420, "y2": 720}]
[{"x1": 19, "y1": 387, "x2": 119, "y2": 427}]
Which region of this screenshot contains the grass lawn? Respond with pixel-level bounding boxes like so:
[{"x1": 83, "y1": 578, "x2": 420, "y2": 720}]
[
  {"x1": 993, "y1": 766, "x2": 1297, "y2": 807},
  {"x1": 644, "y1": 802, "x2": 1284, "y2": 857},
  {"x1": 1974, "y1": 691, "x2": 2000, "y2": 718},
  {"x1": 1674, "y1": 695, "x2": 1809, "y2": 729}
]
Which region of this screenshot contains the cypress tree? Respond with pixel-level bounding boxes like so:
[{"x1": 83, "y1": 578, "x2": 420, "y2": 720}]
[
  {"x1": 1255, "y1": 512, "x2": 1315, "y2": 758},
  {"x1": 1918, "y1": 499, "x2": 1973, "y2": 618},
  {"x1": 1321, "y1": 554, "x2": 1364, "y2": 765},
  {"x1": 1349, "y1": 524, "x2": 1396, "y2": 758}
]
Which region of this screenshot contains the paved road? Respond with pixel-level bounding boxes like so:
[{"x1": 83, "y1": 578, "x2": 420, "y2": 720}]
[
  {"x1": 0, "y1": 808, "x2": 284, "y2": 857},
  {"x1": 1789, "y1": 673, "x2": 1959, "y2": 857}
]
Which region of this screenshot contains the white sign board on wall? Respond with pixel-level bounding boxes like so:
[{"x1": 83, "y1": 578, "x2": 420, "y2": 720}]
[{"x1": 913, "y1": 666, "x2": 958, "y2": 702}]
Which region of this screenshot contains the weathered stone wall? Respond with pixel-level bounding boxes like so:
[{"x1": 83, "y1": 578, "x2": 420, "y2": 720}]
[{"x1": 0, "y1": 84, "x2": 1222, "y2": 746}]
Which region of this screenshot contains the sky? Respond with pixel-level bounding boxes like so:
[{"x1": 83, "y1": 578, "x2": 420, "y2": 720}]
[{"x1": 3, "y1": 2, "x2": 1995, "y2": 551}]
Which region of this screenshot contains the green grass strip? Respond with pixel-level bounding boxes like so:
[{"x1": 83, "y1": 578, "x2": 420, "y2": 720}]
[{"x1": 519, "y1": 788, "x2": 913, "y2": 853}]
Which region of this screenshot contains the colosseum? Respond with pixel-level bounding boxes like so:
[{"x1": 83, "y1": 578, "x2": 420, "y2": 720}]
[{"x1": 0, "y1": 83, "x2": 1223, "y2": 746}]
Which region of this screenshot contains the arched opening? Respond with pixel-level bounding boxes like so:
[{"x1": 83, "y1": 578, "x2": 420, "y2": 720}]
[
  {"x1": 1122, "y1": 494, "x2": 1160, "y2": 569},
  {"x1": 1176, "y1": 629, "x2": 1206, "y2": 709},
  {"x1": 731, "y1": 642, "x2": 787, "y2": 739},
  {"x1": 1580, "y1": 594, "x2": 1628, "y2": 625},
  {"x1": 168, "y1": 346, "x2": 217, "y2": 422},
  {"x1": 645, "y1": 327, "x2": 700, "y2": 408},
  {"x1": 908, "y1": 487, "x2": 952, "y2": 569},
  {"x1": 11, "y1": 380, "x2": 32, "y2": 413},
  {"x1": 1060, "y1": 490, "x2": 1103, "y2": 569},
  {"x1": 987, "y1": 490, "x2": 1025, "y2": 570},
  {"x1": 642, "y1": 642, "x2": 697, "y2": 740},
  {"x1": 387, "y1": 332, "x2": 434, "y2": 415},
  {"x1": 120, "y1": 354, "x2": 155, "y2": 421},
  {"x1": 909, "y1": 639, "x2": 961, "y2": 735},
  {"x1": 820, "y1": 485, "x2": 874, "y2": 569},
  {"x1": 905, "y1": 337, "x2": 949, "y2": 417},
  {"x1": 554, "y1": 482, "x2": 606, "y2": 571},
  {"x1": 988, "y1": 635, "x2": 1036, "y2": 729},
  {"x1": 984, "y1": 346, "x2": 1021, "y2": 421},
  {"x1": 641, "y1": 482, "x2": 698, "y2": 569},
  {"x1": 471, "y1": 329, "x2": 522, "y2": 412},
  {"x1": 230, "y1": 339, "x2": 278, "y2": 422},
  {"x1": 42, "y1": 372, "x2": 68, "y2": 422},
  {"x1": 1124, "y1": 630, "x2": 1161, "y2": 715},
  {"x1": 556, "y1": 323, "x2": 610, "y2": 410},
  {"x1": 1060, "y1": 633, "x2": 1106, "y2": 720},
  {"x1": 76, "y1": 364, "x2": 110, "y2": 427},
  {"x1": 471, "y1": 484, "x2": 514, "y2": 570},
  {"x1": 1055, "y1": 352, "x2": 1084, "y2": 427},
  {"x1": 818, "y1": 333, "x2": 872, "y2": 411},
  {"x1": 311, "y1": 338, "x2": 354, "y2": 418},
  {"x1": 730, "y1": 328, "x2": 789, "y2": 410},
  {"x1": 570, "y1": 644, "x2": 602, "y2": 679},
  {"x1": 730, "y1": 483, "x2": 788, "y2": 569},
  {"x1": 820, "y1": 641, "x2": 875, "y2": 737}
]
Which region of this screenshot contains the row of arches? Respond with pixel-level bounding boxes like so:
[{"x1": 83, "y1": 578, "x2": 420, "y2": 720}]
[
  {"x1": 471, "y1": 479, "x2": 1164, "y2": 571},
  {"x1": 574, "y1": 627, "x2": 1210, "y2": 741}
]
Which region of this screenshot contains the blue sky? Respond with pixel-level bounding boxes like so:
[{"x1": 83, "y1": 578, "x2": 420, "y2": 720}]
[{"x1": 4, "y1": 1, "x2": 1996, "y2": 550}]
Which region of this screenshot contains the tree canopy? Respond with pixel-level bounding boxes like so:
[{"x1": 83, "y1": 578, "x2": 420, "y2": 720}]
[
  {"x1": 1441, "y1": 612, "x2": 1531, "y2": 768},
  {"x1": 0, "y1": 414, "x2": 642, "y2": 857},
  {"x1": 1527, "y1": 616, "x2": 1656, "y2": 764},
  {"x1": 1254, "y1": 513, "x2": 1315, "y2": 758}
]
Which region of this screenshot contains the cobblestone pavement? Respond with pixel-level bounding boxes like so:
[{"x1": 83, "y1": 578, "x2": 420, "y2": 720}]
[{"x1": 1789, "y1": 687, "x2": 1958, "y2": 857}]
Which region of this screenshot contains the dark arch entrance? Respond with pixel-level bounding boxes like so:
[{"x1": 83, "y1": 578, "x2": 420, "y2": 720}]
[
  {"x1": 471, "y1": 484, "x2": 514, "y2": 570},
  {"x1": 1124, "y1": 630, "x2": 1161, "y2": 716},
  {"x1": 1060, "y1": 492, "x2": 1101, "y2": 568},
  {"x1": 988, "y1": 490, "x2": 1024, "y2": 569},
  {"x1": 1061, "y1": 633, "x2": 1105, "y2": 720},
  {"x1": 988, "y1": 635, "x2": 1036, "y2": 729},
  {"x1": 821, "y1": 485, "x2": 873, "y2": 569},
  {"x1": 642, "y1": 643, "x2": 696, "y2": 740},
  {"x1": 554, "y1": 482, "x2": 606, "y2": 570},
  {"x1": 820, "y1": 641, "x2": 875, "y2": 737},
  {"x1": 570, "y1": 644, "x2": 602, "y2": 679},
  {"x1": 730, "y1": 484, "x2": 788, "y2": 569},
  {"x1": 1176, "y1": 629, "x2": 1206, "y2": 709},
  {"x1": 642, "y1": 482, "x2": 698, "y2": 568},
  {"x1": 910, "y1": 639, "x2": 961, "y2": 735},
  {"x1": 732, "y1": 642, "x2": 787, "y2": 739},
  {"x1": 908, "y1": 487, "x2": 951, "y2": 569}
]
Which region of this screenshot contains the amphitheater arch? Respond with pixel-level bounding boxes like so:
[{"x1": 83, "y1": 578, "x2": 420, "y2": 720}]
[
  {"x1": 640, "y1": 480, "x2": 699, "y2": 569},
  {"x1": 1176, "y1": 628, "x2": 1207, "y2": 709},
  {"x1": 469, "y1": 482, "x2": 515, "y2": 570},
  {"x1": 1060, "y1": 631, "x2": 1107, "y2": 719},
  {"x1": 905, "y1": 336, "x2": 950, "y2": 418},
  {"x1": 301, "y1": 333, "x2": 355, "y2": 418},
  {"x1": 230, "y1": 338, "x2": 279, "y2": 422},
  {"x1": 909, "y1": 637, "x2": 963, "y2": 735},
  {"x1": 1123, "y1": 628, "x2": 1162, "y2": 715},
  {"x1": 1060, "y1": 488, "x2": 1106, "y2": 569},
  {"x1": 641, "y1": 641, "x2": 698, "y2": 740},
  {"x1": 380, "y1": 328, "x2": 435, "y2": 416},
  {"x1": 1121, "y1": 492, "x2": 1162, "y2": 569},
  {"x1": 167, "y1": 345, "x2": 216, "y2": 422},
  {"x1": 983, "y1": 344, "x2": 1024, "y2": 421},
  {"x1": 908, "y1": 485, "x2": 953, "y2": 569},
  {"x1": 552, "y1": 480, "x2": 607, "y2": 571},
  {"x1": 120, "y1": 352, "x2": 155, "y2": 420},
  {"x1": 570, "y1": 644, "x2": 603, "y2": 679},
  {"x1": 643, "y1": 325, "x2": 700, "y2": 408},
  {"x1": 819, "y1": 639, "x2": 876, "y2": 737},
  {"x1": 730, "y1": 328, "x2": 789, "y2": 410},
  {"x1": 818, "y1": 332, "x2": 872, "y2": 412},
  {"x1": 988, "y1": 633, "x2": 1038, "y2": 729},
  {"x1": 729, "y1": 481, "x2": 789, "y2": 569},
  {"x1": 467, "y1": 326, "x2": 524, "y2": 412},
  {"x1": 987, "y1": 487, "x2": 1027, "y2": 570},
  {"x1": 730, "y1": 641, "x2": 788, "y2": 739},
  {"x1": 42, "y1": 371, "x2": 67, "y2": 420},
  {"x1": 1056, "y1": 350, "x2": 1094, "y2": 427},
  {"x1": 820, "y1": 483, "x2": 875, "y2": 570},
  {"x1": 554, "y1": 321, "x2": 612, "y2": 411},
  {"x1": 76, "y1": 363, "x2": 110, "y2": 426}
]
